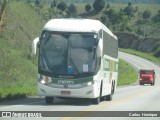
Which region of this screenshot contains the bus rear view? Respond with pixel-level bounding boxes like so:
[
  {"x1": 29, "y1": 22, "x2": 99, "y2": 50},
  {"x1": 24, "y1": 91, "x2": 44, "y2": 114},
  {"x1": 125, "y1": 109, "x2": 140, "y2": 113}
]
[{"x1": 32, "y1": 19, "x2": 118, "y2": 104}]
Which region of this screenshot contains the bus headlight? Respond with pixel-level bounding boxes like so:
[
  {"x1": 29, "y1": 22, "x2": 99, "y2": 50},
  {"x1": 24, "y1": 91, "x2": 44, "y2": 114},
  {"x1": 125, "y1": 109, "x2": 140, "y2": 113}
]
[
  {"x1": 40, "y1": 76, "x2": 52, "y2": 84},
  {"x1": 82, "y1": 81, "x2": 94, "y2": 86}
]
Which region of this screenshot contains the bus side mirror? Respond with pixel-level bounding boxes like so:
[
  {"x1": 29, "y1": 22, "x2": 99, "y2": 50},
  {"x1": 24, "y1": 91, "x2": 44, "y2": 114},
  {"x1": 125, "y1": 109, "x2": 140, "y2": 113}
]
[
  {"x1": 96, "y1": 38, "x2": 103, "y2": 57},
  {"x1": 32, "y1": 37, "x2": 39, "y2": 55}
]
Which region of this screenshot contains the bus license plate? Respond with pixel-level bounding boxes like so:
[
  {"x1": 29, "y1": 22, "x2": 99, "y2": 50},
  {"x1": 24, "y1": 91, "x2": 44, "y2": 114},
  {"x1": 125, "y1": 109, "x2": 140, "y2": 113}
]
[{"x1": 61, "y1": 91, "x2": 71, "y2": 95}]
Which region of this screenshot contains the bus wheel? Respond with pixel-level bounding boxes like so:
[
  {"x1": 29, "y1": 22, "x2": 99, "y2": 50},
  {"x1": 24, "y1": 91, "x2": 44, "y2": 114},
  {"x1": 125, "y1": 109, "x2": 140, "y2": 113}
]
[
  {"x1": 106, "y1": 94, "x2": 112, "y2": 101},
  {"x1": 106, "y1": 82, "x2": 114, "y2": 101},
  {"x1": 92, "y1": 82, "x2": 102, "y2": 104},
  {"x1": 45, "y1": 96, "x2": 54, "y2": 104},
  {"x1": 92, "y1": 97, "x2": 100, "y2": 104}
]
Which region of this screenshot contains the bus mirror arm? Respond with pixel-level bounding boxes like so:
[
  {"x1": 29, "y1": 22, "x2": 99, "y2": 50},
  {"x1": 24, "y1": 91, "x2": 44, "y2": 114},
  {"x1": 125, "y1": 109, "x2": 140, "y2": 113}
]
[{"x1": 32, "y1": 37, "x2": 39, "y2": 55}]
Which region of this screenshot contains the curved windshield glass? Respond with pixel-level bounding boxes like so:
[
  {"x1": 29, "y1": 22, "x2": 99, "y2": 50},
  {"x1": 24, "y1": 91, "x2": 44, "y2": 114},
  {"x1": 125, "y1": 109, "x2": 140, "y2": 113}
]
[
  {"x1": 140, "y1": 70, "x2": 153, "y2": 75},
  {"x1": 39, "y1": 31, "x2": 98, "y2": 77}
]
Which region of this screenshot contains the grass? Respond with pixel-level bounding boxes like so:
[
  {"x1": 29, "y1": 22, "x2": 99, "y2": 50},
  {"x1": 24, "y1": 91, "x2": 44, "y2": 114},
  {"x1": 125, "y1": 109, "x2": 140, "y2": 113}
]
[
  {"x1": 0, "y1": 1, "x2": 45, "y2": 99},
  {"x1": 120, "y1": 48, "x2": 160, "y2": 65},
  {"x1": 118, "y1": 59, "x2": 138, "y2": 86}
]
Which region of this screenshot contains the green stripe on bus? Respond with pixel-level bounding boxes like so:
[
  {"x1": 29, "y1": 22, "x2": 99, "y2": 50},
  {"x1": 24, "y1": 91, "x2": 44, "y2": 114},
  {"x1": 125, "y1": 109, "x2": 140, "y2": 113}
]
[
  {"x1": 114, "y1": 62, "x2": 118, "y2": 72},
  {"x1": 104, "y1": 58, "x2": 110, "y2": 71},
  {"x1": 104, "y1": 58, "x2": 118, "y2": 72},
  {"x1": 51, "y1": 76, "x2": 93, "y2": 84}
]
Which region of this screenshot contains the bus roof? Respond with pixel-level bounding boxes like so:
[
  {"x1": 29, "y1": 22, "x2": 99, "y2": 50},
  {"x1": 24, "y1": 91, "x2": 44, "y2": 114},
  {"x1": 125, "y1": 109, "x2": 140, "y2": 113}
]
[{"x1": 43, "y1": 19, "x2": 117, "y2": 40}]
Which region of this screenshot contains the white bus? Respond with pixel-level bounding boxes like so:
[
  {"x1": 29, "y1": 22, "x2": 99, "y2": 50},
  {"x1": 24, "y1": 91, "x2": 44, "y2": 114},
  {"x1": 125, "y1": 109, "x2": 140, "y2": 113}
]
[{"x1": 32, "y1": 19, "x2": 118, "y2": 104}]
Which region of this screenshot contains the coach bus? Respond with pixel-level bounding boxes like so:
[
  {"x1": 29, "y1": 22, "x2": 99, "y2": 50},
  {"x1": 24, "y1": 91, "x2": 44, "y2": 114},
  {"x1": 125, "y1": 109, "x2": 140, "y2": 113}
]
[{"x1": 32, "y1": 19, "x2": 118, "y2": 104}]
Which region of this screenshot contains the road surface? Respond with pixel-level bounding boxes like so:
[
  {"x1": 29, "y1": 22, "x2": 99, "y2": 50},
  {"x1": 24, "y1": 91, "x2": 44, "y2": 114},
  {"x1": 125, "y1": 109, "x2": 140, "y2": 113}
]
[{"x1": 0, "y1": 52, "x2": 160, "y2": 120}]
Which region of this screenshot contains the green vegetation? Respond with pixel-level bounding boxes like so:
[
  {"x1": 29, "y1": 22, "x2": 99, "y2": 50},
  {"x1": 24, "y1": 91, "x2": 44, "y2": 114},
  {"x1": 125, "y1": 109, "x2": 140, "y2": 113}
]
[
  {"x1": 120, "y1": 48, "x2": 160, "y2": 65},
  {"x1": 118, "y1": 59, "x2": 138, "y2": 86},
  {"x1": 68, "y1": 3, "x2": 77, "y2": 17},
  {"x1": 63, "y1": 0, "x2": 160, "y2": 4},
  {"x1": 0, "y1": 1, "x2": 45, "y2": 99},
  {"x1": 32, "y1": 0, "x2": 160, "y2": 38},
  {"x1": 93, "y1": 0, "x2": 105, "y2": 12}
]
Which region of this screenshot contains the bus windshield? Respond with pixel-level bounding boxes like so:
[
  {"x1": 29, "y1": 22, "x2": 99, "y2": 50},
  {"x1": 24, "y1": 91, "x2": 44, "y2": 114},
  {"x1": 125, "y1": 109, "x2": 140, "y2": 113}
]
[{"x1": 39, "y1": 31, "x2": 98, "y2": 77}]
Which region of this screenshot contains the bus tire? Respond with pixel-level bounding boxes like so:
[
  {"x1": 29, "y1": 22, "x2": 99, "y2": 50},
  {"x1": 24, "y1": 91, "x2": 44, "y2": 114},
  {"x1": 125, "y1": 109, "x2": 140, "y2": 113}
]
[
  {"x1": 92, "y1": 82, "x2": 102, "y2": 104},
  {"x1": 106, "y1": 82, "x2": 114, "y2": 101},
  {"x1": 100, "y1": 82, "x2": 106, "y2": 101},
  {"x1": 92, "y1": 97, "x2": 100, "y2": 104},
  {"x1": 112, "y1": 81, "x2": 115, "y2": 94},
  {"x1": 106, "y1": 94, "x2": 112, "y2": 101},
  {"x1": 45, "y1": 96, "x2": 54, "y2": 104}
]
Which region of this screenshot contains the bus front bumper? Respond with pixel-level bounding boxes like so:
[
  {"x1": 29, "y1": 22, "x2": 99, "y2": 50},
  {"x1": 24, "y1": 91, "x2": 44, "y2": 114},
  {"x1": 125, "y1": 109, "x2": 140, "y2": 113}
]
[{"x1": 38, "y1": 83, "x2": 99, "y2": 99}]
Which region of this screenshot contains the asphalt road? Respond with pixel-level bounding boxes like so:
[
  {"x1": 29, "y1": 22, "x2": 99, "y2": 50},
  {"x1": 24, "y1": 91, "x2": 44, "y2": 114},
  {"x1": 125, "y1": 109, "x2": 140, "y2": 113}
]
[{"x1": 0, "y1": 52, "x2": 160, "y2": 120}]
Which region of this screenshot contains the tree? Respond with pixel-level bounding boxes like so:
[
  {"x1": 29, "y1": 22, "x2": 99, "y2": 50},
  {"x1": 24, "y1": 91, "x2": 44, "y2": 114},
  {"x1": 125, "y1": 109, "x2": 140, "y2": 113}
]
[
  {"x1": 93, "y1": 0, "x2": 105, "y2": 13},
  {"x1": 57, "y1": 1, "x2": 67, "y2": 12},
  {"x1": 68, "y1": 3, "x2": 77, "y2": 17},
  {"x1": 118, "y1": 12, "x2": 129, "y2": 31},
  {"x1": 35, "y1": 0, "x2": 40, "y2": 7},
  {"x1": 51, "y1": 0, "x2": 57, "y2": 9},
  {"x1": 123, "y1": 2, "x2": 135, "y2": 18},
  {"x1": 106, "y1": 8, "x2": 119, "y2": 24},
  {"x1": 27, "y1": 0, "x2": 31, "y2": 3},
  {"x1": 106, "y1": 3, "x2": 110, "y2": 9},
  {"x1": 106, "y1": 8, "x2": 114, "y2": 18},
  {"x1": 153, "y1": 10, "x2": 160, "y2": 23},
  {"x1": 143, "y1": 9, "x2": 151, "y2": 19},
  {"x1": 85, "y1": 4, "x2": 91, "y2": 13},
  {"x1": 100, "y1": 15, "x2": 109, "y2": 25},
  {"x1": 135, "y1": 20, "x2": 160, "y2": 38},
  {"x1": 48, "y1": 5, "x2": 57, "y2": 19},
  {"x1": 135, "y1": 6, "x2": 138, "y2": 13},
  {"x1": 128, "y1": 2, "x2": 132, "y2": 6}
]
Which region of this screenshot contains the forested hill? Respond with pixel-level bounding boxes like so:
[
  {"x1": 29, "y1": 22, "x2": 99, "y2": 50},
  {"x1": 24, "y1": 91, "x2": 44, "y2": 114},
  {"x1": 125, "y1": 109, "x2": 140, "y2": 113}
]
[
  {"x1": 105, "y1": 0, "x2": 160, "y2": 4},
  {"x1": 28, "y1": 0, "x2": 160, "y2": 4},
  {"x1": 63, "y1": 0, "x2": 160, "y2": 3}
]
